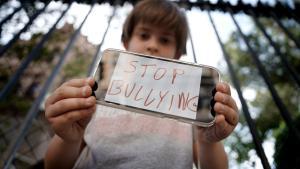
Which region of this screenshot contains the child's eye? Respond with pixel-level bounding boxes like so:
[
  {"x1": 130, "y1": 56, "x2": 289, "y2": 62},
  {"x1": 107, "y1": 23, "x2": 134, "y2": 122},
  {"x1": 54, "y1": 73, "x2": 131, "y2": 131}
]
[
  {"x1": 160, "y1": 37, "x2": 170, "y2": 45},
  {"x1": 139, "y1": 32, "x2": 149, "y2": 40}
]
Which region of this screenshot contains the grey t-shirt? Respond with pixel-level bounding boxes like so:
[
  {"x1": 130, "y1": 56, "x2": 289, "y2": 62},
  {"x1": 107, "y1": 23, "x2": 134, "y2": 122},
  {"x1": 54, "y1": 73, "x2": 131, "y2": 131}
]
[{"x1": 74, "y1": 105, "x2": 193, "y2": 169}]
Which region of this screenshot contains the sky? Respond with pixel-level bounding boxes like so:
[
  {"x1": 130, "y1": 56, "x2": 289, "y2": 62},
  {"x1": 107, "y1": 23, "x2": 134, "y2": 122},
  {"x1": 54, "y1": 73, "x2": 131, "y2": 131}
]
[{"x1": 0, "y1": 0, "x2": 282, "y2": 168}]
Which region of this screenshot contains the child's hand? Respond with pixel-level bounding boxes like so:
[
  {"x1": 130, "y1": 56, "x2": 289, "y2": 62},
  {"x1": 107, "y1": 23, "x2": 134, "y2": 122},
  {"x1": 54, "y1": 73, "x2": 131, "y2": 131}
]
[
  {"x1": 45, "y1": 78, "x2": 96, "y2": 143},
  {"x1": 197, "y1": 82, "x2": 239, "y2": 143}
]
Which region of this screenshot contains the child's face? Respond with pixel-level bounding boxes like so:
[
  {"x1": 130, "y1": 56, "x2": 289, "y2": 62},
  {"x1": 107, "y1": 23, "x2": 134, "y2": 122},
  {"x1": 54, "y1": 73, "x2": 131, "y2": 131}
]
[{"x1": 124, "y1": 23, "x2": 179, "y2": 59}]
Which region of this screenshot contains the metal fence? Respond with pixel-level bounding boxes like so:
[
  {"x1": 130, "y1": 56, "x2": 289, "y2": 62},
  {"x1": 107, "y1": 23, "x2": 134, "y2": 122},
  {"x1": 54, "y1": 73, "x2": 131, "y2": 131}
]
[{"x1": 0, "y1": 0, "x2": 299, "y2": 168}]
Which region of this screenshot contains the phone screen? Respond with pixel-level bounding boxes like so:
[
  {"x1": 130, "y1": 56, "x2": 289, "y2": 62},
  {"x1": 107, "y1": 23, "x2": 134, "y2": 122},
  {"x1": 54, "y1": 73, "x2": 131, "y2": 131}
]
[{"x1": 92, "y1": 49, "x2": 220, "y2": 127}]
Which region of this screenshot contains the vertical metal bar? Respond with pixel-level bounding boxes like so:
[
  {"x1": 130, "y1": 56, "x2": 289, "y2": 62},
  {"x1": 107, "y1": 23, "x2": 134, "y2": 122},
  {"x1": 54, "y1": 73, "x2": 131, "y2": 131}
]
[
  {"x1": 24, "y1": 135, "x2": 37, "y2": 159},
  {"x1": 3, "y1": 3, "x2": 96, "y2": 169},
  {"x1": 187, "y1": 10, "x2": 199, "y2": 169},
  {"x1": 208, "y1": 11, "x2": 271, "y2": 169},
  {"x1": 0, "y1": 2, "x2": 73, "y2": 101},
  {"x1": 0, "y1": 0, "x2": 50, "y2": 57},
  {"x1": 188, "y1": 30, "x2": 198, "y2": 63},
  {"x1": 0, "y1": 6, "x2": 22, "y2": 36},
  {"x1": 271, "y1": 12, "x2": 300, "y2": 50},
  {"x1": 87, "y1": 5, "x2": 116, "y2": 76},
  {"x1": 0, "y1": 128, "x2": 9, "y2": 145},
  {"x1": 229, "y1": 11, "x2": 300, "y2": 141},
  {"x1": 250, "y1": 12, "x2": 300, "y2": 87}
]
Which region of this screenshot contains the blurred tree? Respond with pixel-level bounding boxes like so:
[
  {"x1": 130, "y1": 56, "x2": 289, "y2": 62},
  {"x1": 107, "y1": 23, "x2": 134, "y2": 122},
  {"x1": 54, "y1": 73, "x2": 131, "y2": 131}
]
[
  {"x1": 0, "y1": 1, "x2": 97, "y2": 163},
  {"x1": 0, "y1": 25, "x2": 72, "y2": 114},
  {"x1": 274, "y1": 116, "x2": 300, "y2": 169},
  {"x1": 224, "y1": 17, "x2": 300, "y2": 165},
  {"x1": 0, "y1": 22, "x2": 97, "y2": 114}
]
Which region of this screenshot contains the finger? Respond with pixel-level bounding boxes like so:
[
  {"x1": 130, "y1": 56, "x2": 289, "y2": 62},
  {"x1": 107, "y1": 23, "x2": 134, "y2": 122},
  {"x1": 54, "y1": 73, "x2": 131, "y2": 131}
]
[
  {"x1": 49, "y1": 105, "x2": 96, "y2": 128},
  {"x1": 46, "y1": 85, "x2": 93, "y2": 107},
  {"x1": 216, "y1": 82, "x2": 231, "y2": 95},
  {"x1": 62, "y1": 78, "x2": 95, "y2": 88},
  {"x1": 45, "y1": 78, "x2": 95, "y2": 107},
  {"x1": 46, "y1": 96, "x2": 96, "y2": 118},
  {"x1": 78, "y1": 115, "x2": 93, "y2": 128},
  {"x1": 214, "y1": 92, "x2": 238, "y2": 111},
  {"x1": 215, "y1": 114, "x2": 235, "y2": 139},
  {"x1": 214, "y1": 102, "x2": 239, "y2": 126}
]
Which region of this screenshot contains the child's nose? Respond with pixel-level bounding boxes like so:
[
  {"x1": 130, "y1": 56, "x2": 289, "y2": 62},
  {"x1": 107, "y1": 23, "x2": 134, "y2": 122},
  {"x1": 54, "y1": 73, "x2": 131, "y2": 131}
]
[{"x1": 146, "y1": 38, "x2": 159, "y2": 54}]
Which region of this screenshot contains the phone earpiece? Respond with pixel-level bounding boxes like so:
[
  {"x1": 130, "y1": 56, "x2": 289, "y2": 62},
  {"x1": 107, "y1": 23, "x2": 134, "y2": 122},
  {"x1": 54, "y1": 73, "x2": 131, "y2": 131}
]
[
  {"x1": 92, "y1": 81, "x2": 98, "y2": 91},
  {"x1": 91, "y1": 82, "x2": 98, "y2": 97},
  {"x1": 211, "y1": 87, "x2": 216, "y2": 96},
  {"x1": 210, "y1": 98, "x2": 216, "y2": 117},
  {"x1": 210, "y1": 87, "x2": 216, "y2": 117}
]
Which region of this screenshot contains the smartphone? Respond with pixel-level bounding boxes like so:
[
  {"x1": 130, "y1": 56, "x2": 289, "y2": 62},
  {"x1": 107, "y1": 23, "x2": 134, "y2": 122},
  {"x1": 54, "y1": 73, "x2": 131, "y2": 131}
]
[{"x1": 91, "y1": 49, "x2": 220, "y2": 127}]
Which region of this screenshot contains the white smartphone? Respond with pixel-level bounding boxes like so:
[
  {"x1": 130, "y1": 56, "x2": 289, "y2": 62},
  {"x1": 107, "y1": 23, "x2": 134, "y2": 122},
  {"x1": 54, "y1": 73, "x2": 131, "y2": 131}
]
[{"x1": 91, "y1": 49, "x2": 221, "y2": 127}]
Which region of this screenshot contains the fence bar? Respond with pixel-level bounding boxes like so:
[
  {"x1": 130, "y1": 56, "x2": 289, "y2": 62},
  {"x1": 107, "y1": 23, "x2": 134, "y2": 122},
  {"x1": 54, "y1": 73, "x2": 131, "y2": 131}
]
[
  {"x1": 270, "y1": 12, "x2": 300, "y2": 50},
  {"x1": 0, "y1": 2, "x2": 73, "y2": 101},
  {"x1": 3, "y1": 3, "x2": 96, "y2": 168},
  {"x1": 207, "y1": 11, "x2": 271, "y2": 169},
  {"x1": 0, "y1": 6, "x2": 22, "y2": 35},
  {"x1": 250, "y1": 12, "x2": 300, "y2": 87},
  {"x1": 87, "y1": 5, "x2": 116, "y2": 76},
  {"x1": 188, "y1": 30, "x2": 198, "y2": 63},
  {"x1": 229, "y1": 11, "x2": 300, "y2": 141},
  {"x1": 0, "y1": 1, "x2": 50, "y2": 57},
  {"x1": 188, "y1": 11, "x2": 204, "y2": 169},
  {"x1": 175, "y1": 0, "x2": 299, "y2": 19}
]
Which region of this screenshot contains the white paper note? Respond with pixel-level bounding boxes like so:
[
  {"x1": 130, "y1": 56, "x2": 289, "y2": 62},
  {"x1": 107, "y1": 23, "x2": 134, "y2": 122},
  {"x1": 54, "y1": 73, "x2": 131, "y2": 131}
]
[{"x1": 105, "y1": 53, "x2": 202, "y2": 120}]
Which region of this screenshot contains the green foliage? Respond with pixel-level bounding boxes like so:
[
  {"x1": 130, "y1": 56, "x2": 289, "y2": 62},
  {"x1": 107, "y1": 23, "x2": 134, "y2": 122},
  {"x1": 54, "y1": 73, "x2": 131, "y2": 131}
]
[
  {"x1": 225, "y1": 128, "x2": 255, "y2": 163},
  {"x1": 6, "y1": 33, "x2": 42, "y2": 60},
  {"x1": 224, "y1": 17, "x2": 300, "y2": 163},
  {"x1": 0, "y1": 22, "x2": 93, "y2": 119},
  {"x1": 0, "y1": 95, "x2": 32, "y2": 116},
  {"x1": 0, "y1": 24, "x2": 74, "y2": 114},
  {"x1": 63, "y1": 54, "x2": 92, "y2": 78},
  {"x1": 274, "y1": 116, "x2": 300, "y2": 169}
]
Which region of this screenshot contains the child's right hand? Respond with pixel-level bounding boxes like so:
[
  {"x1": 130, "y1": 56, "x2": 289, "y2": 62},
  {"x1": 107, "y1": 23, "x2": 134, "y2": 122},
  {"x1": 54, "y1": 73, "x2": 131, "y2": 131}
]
[{"x1": 45, "y1": 78, "x2": 96, "y2": 144}]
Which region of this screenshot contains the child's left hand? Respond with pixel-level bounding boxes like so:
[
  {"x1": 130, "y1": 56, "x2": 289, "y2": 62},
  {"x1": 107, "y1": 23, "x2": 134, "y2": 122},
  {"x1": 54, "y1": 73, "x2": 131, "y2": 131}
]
[{"x1": 196, "y1": 82, "x2": 239, "y2": 143}]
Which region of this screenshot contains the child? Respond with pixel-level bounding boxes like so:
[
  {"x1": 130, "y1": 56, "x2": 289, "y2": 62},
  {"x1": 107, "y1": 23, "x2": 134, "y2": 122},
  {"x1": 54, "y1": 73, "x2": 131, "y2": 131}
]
[{"x1": 44, "y1": 0, "x2": 239, "y2": 168}]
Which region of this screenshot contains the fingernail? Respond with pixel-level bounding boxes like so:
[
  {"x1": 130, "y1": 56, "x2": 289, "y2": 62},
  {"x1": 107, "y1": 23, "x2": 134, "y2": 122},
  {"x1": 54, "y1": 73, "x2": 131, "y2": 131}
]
[
  {"x1": 222, "y1": 95, "x2": 226, "y2": 104},
  {"x1": 220, "y1": 104, "x2": 225, "y2": 113},
  {"x1": 222, "y1": 84, "x2": 227, "y2": 91},
  {"x1": 87, "y1": 77, "x2": 93, "y2": 85},
  {"x1": 82, "y1": 87, "x2": 87, "y2": 97},
  {"x1": 87, "y1": 97, "x2": 95, "y2": 106}
]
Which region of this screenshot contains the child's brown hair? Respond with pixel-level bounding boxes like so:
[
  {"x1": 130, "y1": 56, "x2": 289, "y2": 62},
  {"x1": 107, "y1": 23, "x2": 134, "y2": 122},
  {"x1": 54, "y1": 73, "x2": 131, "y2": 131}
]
[{"x1": 121, "y1": 0, "x2": 188, "y2": 59}]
